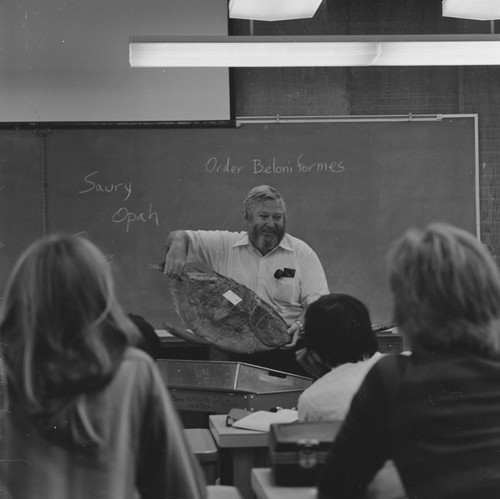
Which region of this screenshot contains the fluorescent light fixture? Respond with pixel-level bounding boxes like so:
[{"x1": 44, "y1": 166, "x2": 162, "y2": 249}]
[
  {"x1": 130, "y1": 35, "x2": 500, "y2": 68},
  {"x1": 130, "y1": 36, "x2": 377, "y2": 67},
  {"x1": 442, "y1": 0, "x2": 500, "y2": 21},
  {"x1": 228, "y1": 0, "x2": 323, "y2": 21}
]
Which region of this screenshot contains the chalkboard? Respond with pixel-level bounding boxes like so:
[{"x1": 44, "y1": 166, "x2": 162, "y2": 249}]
[{"x1": 0, "y1": 116, "x2": 478, "y2": 327}]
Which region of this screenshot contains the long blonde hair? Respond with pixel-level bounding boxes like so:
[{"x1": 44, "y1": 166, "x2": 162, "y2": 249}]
[
  {"x1": 388, "y1": 223, "x2": 500, "y2": 357},
  {"x1": 0, "y1": 234, "x2": 138, "y2": 436}
]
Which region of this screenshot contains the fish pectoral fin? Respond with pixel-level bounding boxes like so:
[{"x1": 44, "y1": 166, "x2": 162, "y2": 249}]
[{"x1": 161, "y1": 322, "x2": 211, "y2": 345}]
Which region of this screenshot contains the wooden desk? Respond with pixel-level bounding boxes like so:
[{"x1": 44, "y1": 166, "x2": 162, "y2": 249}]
[
  {"x1": 251, "y1": 468, "x2": 315, "y2": 499},
  {"x1": 184, "y1": 428, "x2": 219, "y2": 484},
  {"x1": 207, "y1": 485, "x2": 243, "y2": 499},
  {"x1": 251, "y1": 465, "x2": 407, "y2": 499},
  {"x1": 209, "y1": 415, "x2": 269, "y2": 499}
]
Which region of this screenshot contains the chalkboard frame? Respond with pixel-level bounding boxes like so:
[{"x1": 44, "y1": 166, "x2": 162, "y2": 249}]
[{"x1": 0, "y1": 114, "x2": 479, "y2": 328}]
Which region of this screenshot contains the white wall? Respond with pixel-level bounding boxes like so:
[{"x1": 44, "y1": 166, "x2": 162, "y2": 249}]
[{"x1": 0, "y1": 0, "x2": 230, "y2": 121}]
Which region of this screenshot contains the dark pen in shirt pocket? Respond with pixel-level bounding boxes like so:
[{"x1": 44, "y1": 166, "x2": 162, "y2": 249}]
[{"x1": 274, "y1": 268, "x2": 296, "y2": 279}]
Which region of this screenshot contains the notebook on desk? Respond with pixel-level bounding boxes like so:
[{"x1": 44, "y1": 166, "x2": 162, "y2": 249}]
[{"x1": 231, "y1": 409, "x2": 299, "y2": 432}]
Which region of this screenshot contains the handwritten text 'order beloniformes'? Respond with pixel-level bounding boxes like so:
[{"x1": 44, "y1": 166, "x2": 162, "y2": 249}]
[{"x1": 205, "y1": 154, "x2": 345, "y2": 175}]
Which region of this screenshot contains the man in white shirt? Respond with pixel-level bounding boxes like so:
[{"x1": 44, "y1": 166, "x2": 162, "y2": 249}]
[{"x1": 164, "y1": 185, "x2": 329, "y2": 373}]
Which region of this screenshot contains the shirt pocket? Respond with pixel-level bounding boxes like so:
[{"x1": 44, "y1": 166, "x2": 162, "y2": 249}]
[{"x1": 273, "y1": 277, "x2": 296, "y2": 303}]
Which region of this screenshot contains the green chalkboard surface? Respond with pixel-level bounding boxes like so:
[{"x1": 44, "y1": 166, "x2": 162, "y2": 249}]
[{"x1": 0, "y1": 116, "x2": 478, "y2": 327}]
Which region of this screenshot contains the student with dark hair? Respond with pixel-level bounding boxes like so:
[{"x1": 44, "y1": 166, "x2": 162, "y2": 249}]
[
  {"x1": 296, "y1": 293, "x2": 382, "y2": 421},
  {"x1": 0, "y1": 234, "x2": 206, "y2": 499},
  {"x1": 317, "y1": 223, "x2": 500, "y2": 499}
]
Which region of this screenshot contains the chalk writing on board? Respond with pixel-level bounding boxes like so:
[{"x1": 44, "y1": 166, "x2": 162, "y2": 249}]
[
  {"x1": 205, "y1": 157, "x2": 245, "y2": 174},
  {"x1": 112, "y1": 204, "x2": 159, "y2": 233},
  {"x1": 252, "y1": 159, "x2": 293, "y2": 174},
  {"x1": 77, "y1": 172, "x2": 158, "y2": 233},
  {"x1": 79, "y1": 171, "x2": 132, "y2": 201},
  {"x1": 204, "y1": 155, "x2": 345, "y2": 175},
  {"x1": 296, "y1": 154, "x2": 345, "y2": 174}
]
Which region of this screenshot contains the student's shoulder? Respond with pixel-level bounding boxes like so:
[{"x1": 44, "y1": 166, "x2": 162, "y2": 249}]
[
  {"x1": 123, "y1": 346, "x2": 157, "y2": 369},
  {"x1": 365, "y1": 352, "x2": 412, "y2": 393},
  {"x1": 372, "y1": 351, "x2": 411, "y2": 371},
  {"x1": 121, "y1": 347, "x2": 167, "y2": 390}
]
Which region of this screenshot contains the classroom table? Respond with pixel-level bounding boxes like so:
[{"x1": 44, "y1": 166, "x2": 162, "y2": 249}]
[
  {"x1": 207, "y1": 485, "x2": 243, "y2": 499},
  {"x1": 209, "y1": 414, "x2": 270, "y2": 499},
  {"x1": 251, "y1": 464, "x2": 408, "y2": 499},
  {"x1": 184, "y1": 428, "x2": 219, "y2": 484},
  {"x1": 251, "y1": 468, "x2": 316, "y2": 499}
]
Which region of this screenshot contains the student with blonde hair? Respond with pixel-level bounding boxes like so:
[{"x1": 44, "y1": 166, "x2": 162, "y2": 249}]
[
  {"x1": 317, "y1": 223, "x2": 500, "y2": 499},
  {"x1": 0, "y1": 234, "x2": 206, "y2": 499}
]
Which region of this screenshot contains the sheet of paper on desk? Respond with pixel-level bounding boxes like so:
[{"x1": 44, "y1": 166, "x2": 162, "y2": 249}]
[{"x1": 231, "y1": 409, "x2": 298, "y2": 432}]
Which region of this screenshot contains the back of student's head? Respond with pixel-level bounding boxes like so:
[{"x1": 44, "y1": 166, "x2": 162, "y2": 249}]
[
  {"x1": 303, "y1": 293, "x2": 378, "y2": 367},
  {"x1": 388, "y1": 222, "x2": 500, "y2": 357},
  {"x1": 0, "y1": 234, "x2": 138, "y2": 428}
]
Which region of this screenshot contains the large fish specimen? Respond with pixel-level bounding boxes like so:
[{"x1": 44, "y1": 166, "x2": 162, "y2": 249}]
[{"x1": 160, "y1": 264, "x2": 292, "y2": 354}]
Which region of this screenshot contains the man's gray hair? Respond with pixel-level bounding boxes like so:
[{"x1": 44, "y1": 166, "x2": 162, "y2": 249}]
[{"x1": 242, "y1": 185, "x2": 286, "y2": 218}]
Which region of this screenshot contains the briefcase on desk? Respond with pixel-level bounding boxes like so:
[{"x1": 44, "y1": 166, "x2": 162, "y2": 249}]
[{"x1": 269, "y1": 420, "x2": 342, "y2": 486}]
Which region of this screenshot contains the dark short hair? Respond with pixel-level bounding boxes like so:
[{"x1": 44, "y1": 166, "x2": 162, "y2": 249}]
[
  {"x1": 388, "y1": 222, "x2": 500, "y2": 356},
  {"x1": 303, "y1": 293, "x2": 378, "y2": 367}
]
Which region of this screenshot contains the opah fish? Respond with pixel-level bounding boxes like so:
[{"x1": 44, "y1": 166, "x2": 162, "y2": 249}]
[{"x1": 160, "y1": 264, "x2": 292, "y2": 354}]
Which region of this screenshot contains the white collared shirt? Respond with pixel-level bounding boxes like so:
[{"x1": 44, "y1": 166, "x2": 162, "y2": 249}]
[{"x1": 186, "y1": 230, "x2": 329, "y2": 325}]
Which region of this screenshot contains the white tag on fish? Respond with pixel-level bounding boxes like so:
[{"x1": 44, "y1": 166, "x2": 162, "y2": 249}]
[{"x1": 223, "y1": 290, "x2": 242, "y2": 306}]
